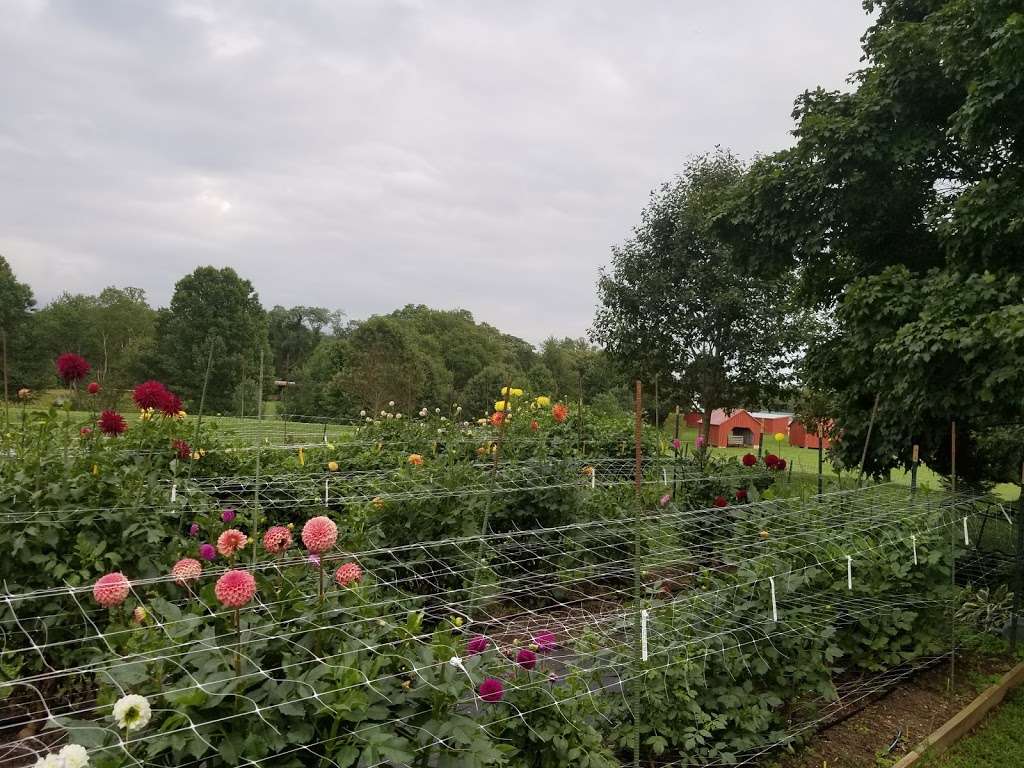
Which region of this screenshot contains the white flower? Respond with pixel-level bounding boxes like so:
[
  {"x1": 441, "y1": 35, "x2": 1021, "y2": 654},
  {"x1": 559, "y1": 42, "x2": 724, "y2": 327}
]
[
  {"x1": 59, "y1": 744, "x2": 90, "y2": 768},
  {"x1": 395, "y1": 413, "x2": 402, "y2": 419},
  {"x1": 380, "y1": 410, "x2": 386, "y2": 417},
  {"x1": 386, "y1": 413, "x2": 394, "y2": 420},
  {"x1": 34, "y1": 755, "x2": 62, "y2": 768},
  {"x1": 440, "y1": 417, "x2": 447, "y2": 422},
  {"x1": 365, "y1": 417, "x2": 372, "y2": 423},
  {"x1": 388, "y1": 400, "x2": 395, "y2": 407},
  {"x1": 435, "y1": 407, "x2": 441, "y2": 414},
  {"x1": 419, "y1": 408, "x2": 428, "y2": 417},
  {"x1": 359, "y1": 410, "x2": 366, "y2": 417},
  {"x1": 112, "y1": 693, "x2": 151, "y2": 731}
]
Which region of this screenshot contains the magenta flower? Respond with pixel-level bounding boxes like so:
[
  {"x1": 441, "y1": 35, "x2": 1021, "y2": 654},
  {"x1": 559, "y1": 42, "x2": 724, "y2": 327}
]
[
  {"x1": 189, "y1": 523, "x2": 200, "y2": 537},
  {"x1": 671, "y1": 438, "x2": 681, "y2": 451},
  {"x1": 199, "y1": 543, "x2": 216, "y2": 561},
  {"x1": 695, "y1": 435, "x2": 705, "y2": 448},
  {"x1": 479, "y1": 677, "x2": 504, "y2": 703},
  {"x1": 533, "y1": 631, "x2": 557, "y2": 653},
  {"x1": 516, "y1": 649, "x2": 537, "y2": 670},
  {"x1": 221, "y1": 508, "x2": 236, "y2": 523},
  {"x1": 659, "y1": 493, "x2": 671, "y2": 507},
  {"x1": 466, "y1": 635, "x2": 490, "y2": 655}
]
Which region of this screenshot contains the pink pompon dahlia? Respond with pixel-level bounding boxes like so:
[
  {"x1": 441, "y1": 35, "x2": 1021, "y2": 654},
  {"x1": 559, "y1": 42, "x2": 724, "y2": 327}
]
[
  {"x1": 56, "y1": 353, "x2": 90, "y2": 384},
  {"x1": 479, "y1": 677, "x2": 504, "y2": 703},
  {"x1": 262, "y1": 525, "x2": 292, "y2": 554},
  {"x1": 301, "y1": 516, "x2": 337, "y2": 554},
  {"x1": 133, "y1": 380, "x2": 170, "y2": 410},
  {"x1": 516, "y1": 648, "x2": 537, "y2": 670},
  {"x1": 87, "y1": 381, "x2": 101, "y2": 395},
  {"x1": 533, "y1": 631, "x2": 557, "y2": 653},
  {"x1": 466, "y1": 635, "x2": 490, "y2": 655},
  {"x1": 214, "y1": 569, "x2": 256, "y2": 608},
  {"x1": 98, "y1": 410, "x2": 127, "y2": 436},
  {"x1": 334, "y1": 562, "x2": 363, "y2": 587},
  {"x1": 217, "y1": 529, "x2": 248, "y2": 558},
  {"x1": 93, "y1": 572, "x2": 130, "y2": 607},
  {"x1": 171, "y1": 557, "x2": 203, "y2": 585}
]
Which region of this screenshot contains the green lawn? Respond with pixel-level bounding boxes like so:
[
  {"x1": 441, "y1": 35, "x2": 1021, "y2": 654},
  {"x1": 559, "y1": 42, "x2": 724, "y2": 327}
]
[
  {"x1": 661, "y1": 422, "x2": 1020, "y2": 501},
  {"x1": 919, "y1": 687, "x2": 1024, "y2": 767}
]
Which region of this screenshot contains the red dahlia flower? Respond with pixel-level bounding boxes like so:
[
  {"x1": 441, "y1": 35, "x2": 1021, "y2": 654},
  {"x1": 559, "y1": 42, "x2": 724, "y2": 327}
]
[
  {"x1": 516, "y1": 648, "x2": 537, "y2": 670},
  {"x1": 741, "y1": 453, "x2": 757, "y2": 467},
  {"x1": 98, "y1": 410, "x2": 127, "y2": 436},
  {"x1": 763, "y1": 454, "x2": 780, "y2": 469},
  {"x1": 489, "y1": 411, "x2": 504, "y2": 427},
  {"x1": 552, "y1": 403, "x2": 568, "y2": 423},
  {"x1": 133, "y1": 380, "x2": 170, "y2": 410},
  {"x1": 172, "y1": 439, "x2": 191, "y2": 460},
  {"x1": 56, "y1": 353, "x2": 90, "y2": 384},
  {"x1": 160, "y1": 390, "x2": 183, "y2": 416},
  {"x1": 87, "y1": 381, "x2": 101, "y2": 395},
  {"x1": 713, "y1": 495, "x2": 728, "y2": 508},
  {"x1": 735, "y1": 488, "x2": 748, "y2": 501}
]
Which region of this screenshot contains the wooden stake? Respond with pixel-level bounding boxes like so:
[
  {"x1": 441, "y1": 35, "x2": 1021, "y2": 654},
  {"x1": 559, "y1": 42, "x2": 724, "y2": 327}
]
[
  {"x1": 857, "y1": 393, "x2": 881, "y2": 486},
  {"x1": 950, "y1": 421, "x2": 957, "y2": 494}
]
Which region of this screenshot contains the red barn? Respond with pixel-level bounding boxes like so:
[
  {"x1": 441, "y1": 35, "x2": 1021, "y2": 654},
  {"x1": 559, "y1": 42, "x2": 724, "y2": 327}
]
[
  {"x1": 706, "y1": 409, "x2": 763, "y2": 447},
  {"x1": 684, "y1": 411, "x2": 703, "y2": 428},
  {"x1": 789, "y1": 420, "x2": 833, "y2": 450},
  {"x1": 749, "y1": 411, "x2": 794, "y2": 441}
]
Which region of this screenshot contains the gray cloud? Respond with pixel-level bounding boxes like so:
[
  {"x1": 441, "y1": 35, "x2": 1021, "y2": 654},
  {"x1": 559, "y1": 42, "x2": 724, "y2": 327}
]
[{"x1": 0, "y1": 0, "x2": 868, "y2": 342}]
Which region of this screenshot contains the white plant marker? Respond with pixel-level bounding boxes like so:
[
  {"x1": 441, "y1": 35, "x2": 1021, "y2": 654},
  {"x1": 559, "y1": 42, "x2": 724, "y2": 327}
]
[
  {"x1": 324, "y1": 478, "x2": 329, "y2": 505},
  {"x1": 662, "y1": 468, "x2": 668, "y2": 486},
  {"x1": 591, "y1": 469, "x2": 596, "y2": 489},
  {"x1": 769, "y1": 577, "x2": 778, "y2": 623},
  {"x1": 641, "y1": 609, "x2": 649, "y2": 661},
  {"x1": 911, "y1": 534, "x2": 918, "y2": 566},
  {"x1": 1000, "y1": 504, "x2": 1012, "y2": 526},
  {"x1": 847, "y1": 556, "x2": 853, "y2": 590},
  {"x1": 170, "y1": 483, "x2": 176, "y2": 503},
  {"x1": 963, "y1": 516, "x2": 970, "y2": 546}
]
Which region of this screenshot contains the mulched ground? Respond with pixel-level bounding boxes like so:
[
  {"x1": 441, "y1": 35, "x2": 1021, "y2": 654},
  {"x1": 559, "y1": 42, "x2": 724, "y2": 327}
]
[{"x1": 772, "y1": 653, "x2": 1013, "y2": 768}]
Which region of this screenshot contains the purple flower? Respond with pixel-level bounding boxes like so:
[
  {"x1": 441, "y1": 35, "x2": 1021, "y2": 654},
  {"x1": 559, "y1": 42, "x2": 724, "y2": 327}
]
[
  {"x1": 516, "y1": 648, "x2": 537, "y2": 670},
  {"x1": 533, "y1": 631, "x2": 557, "y2": 653},
  {"x1": 695, "y1": 435, "x2": 705, "y2": 448},
  {"x1": 466, "y1": 635, "x2": 490, "y2": 655},
  {"x1": 479, "y1": 677, "x2": 504, "y2": 703},
  {"x1": 221, "y1": 508, "x2": 236, "y2": 523},
  {"x1": 659, "y1": 493, "x2": 671, "y2": 507},
  {"x1": 189, "y1": 523, "x2": 200, "y2": 537},
  {"x1": 198, "y1": 543, "x2": 216, "y2": 561},
  {"x1": 671, "y1": 438, "x2": 681, "y2": 451},
  {"x1": 307, "y1": 553, "x2": 321, "y2": 567}
]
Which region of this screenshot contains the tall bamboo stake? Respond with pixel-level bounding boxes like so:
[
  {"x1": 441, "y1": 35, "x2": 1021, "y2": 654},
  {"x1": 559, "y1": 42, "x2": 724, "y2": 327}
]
[
  {"x1": 1011, "y1": 463, "x2": 1024, "y2": 653},
  {"x1": 857, "y1": 394, "x2": 881, "y2": 486},
  {"x1": 950, "y1": 421, "x2": 957, "y2": 494},
  {"x1": 631, "y1": 380, "x2": 643, "y2": 768}
]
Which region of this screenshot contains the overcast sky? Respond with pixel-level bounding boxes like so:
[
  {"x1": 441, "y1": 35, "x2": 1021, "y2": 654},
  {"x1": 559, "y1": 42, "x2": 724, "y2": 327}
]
[{"x1": 1, "y1": 1, "x2": 869, "y2": 342}]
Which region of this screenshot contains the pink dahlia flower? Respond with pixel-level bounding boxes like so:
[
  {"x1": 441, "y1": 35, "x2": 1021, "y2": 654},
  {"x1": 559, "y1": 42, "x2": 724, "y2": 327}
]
[
  {"x1": 214, "y1": 569, "x2": 256, "y2": 608},
  {"x1": 533, "y1": 631, "x2": 557, "y2": 653},
  {"x1": 262, "y1": 525, "x2": 292, "y2": 554},
  {"x1": 479, "y1": 677, "x2": 504, "y2": 703},
  {"x1": 466, "y1": 635, "x2": 490, "y2": 655},
  {"x1": 334, "y1": 562, "x2": 362, "y2": 587},
  {"x1": 217, "y1": 529, "x2": 248, "y2": 558},
  {"x1": 301, "y1": 516, "x2": 337, "y2": 554},
  {"x1": 93, "y1": 572, "x2": 130, "y2": 607},
  {"x1": 171, "y1": 557, "x2": 202, "y2": 585},
  {"x1": 516, "y1": 649, "x2": 537, "y2": 670}
]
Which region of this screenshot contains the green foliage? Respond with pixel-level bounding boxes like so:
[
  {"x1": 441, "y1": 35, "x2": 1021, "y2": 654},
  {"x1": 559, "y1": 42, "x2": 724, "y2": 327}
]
[
  {"x1": 593, "y1": 149, "x2": 810, "y2": 433},
  {"x1": 0, "y1": 254, "x2": 43, "y2": 390},
  {"x1": 807, "y1": 267, "x2": 1024, "y2": 483}
]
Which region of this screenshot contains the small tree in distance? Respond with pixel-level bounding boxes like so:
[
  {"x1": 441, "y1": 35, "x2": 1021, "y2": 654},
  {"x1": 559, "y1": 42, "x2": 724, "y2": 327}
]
[{"x1": 592, "y1": 149, "x2": 809, "y2": 442}]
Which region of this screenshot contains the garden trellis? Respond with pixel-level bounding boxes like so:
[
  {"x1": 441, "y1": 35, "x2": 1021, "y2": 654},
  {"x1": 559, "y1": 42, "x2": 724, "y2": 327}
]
[{"x1": 0, "y1": 476, "x2": 989, "y2": 767}]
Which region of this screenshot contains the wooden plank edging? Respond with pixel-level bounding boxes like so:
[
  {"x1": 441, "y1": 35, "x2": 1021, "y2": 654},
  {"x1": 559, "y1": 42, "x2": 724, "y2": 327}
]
[{"x1": 890, "y1": 659, "x2": 1024, "y2": 767}]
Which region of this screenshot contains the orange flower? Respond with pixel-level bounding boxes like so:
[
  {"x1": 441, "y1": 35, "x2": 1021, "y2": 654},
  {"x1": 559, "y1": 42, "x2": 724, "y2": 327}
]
[
  {"x1": 552, "y1": 403, "x2": 568, "y2": 423},
  {"x1": 530, "y1": 419, "x2": 539, "y2": 431},
  {"x1": 489, "y1": 411, "x2": 505, "y2": 427},
  {"x1": 408, "y1": 453, "x2": 424, "y2": 466}
]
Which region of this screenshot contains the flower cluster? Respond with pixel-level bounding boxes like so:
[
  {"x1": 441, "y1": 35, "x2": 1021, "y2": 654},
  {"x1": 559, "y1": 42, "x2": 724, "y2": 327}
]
[
  {"x1": 132, "y1": 380, "x2": 183, "y2": 415},
  {"x1": 33, "y1": 743, "x2": 89, "y2": 768},
  {"x1": 764, "y1": 454, "x2": 787, "y2": 471}
]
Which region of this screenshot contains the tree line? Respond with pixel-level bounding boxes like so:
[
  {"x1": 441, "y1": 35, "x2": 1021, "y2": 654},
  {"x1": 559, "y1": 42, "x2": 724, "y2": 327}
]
[{"x1": 0, "y1": 258, "x2": 621, "y2": 419}]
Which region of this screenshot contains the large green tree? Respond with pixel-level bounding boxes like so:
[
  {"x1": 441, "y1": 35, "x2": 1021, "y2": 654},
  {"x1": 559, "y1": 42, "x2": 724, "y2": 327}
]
[
  {"x1": 716, "y1": 0, "x2": 1024, "y2": 484},
  {"x1": 592, "y1": 150, "x2": 808, "y2": 442},
  {"x1": 267, "y1": 305, "x2": 344, "y2": 382},
  {"x1": 155, "y1": 267, "x2": 268, "y2": 412}
]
